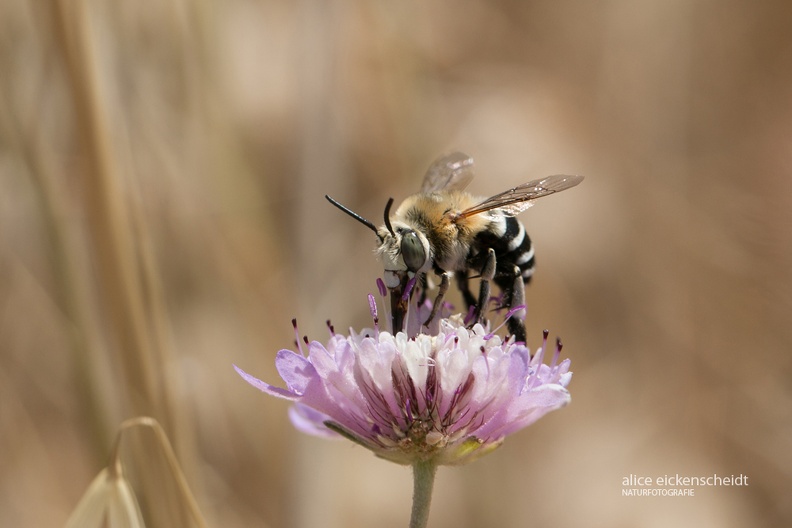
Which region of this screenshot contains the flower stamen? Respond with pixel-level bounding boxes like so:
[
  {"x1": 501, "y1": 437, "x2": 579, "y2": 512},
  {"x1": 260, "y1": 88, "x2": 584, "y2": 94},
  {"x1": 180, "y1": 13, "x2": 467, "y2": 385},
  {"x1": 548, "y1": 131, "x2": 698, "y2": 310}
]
[{"x1": 292, "y1": 318, "x2": 305, "y2": 356}]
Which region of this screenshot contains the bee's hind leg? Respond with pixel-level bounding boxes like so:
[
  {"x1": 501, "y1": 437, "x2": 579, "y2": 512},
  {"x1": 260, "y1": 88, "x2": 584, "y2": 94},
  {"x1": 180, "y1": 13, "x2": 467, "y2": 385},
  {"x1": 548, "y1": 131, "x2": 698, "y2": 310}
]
[
  {"x1": 472, "y1": 249, "x2": 497, "y2": 326},
  {"x1": 424, "y1": 271, "x2": 450, "y2": 326},
  {"x1": 503, "y1": 266, "x2": 527, "y2": 343}
]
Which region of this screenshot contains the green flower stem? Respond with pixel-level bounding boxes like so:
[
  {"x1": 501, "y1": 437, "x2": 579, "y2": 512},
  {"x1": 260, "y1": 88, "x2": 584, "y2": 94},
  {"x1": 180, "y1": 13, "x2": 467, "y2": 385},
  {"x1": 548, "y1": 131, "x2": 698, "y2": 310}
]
[{"x1": 409, "y1": 460, "x2": 438, "y2": 528}]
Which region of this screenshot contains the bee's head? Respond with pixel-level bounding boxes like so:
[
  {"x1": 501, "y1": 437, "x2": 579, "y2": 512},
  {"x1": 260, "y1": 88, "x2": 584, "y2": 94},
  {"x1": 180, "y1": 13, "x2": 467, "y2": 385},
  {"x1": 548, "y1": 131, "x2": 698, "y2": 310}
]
[
  {"x1": 325, "y1": 194, "x2": 428, "y2": 333},
  {"x1": 325, "y1": 195, "x2": 430, "y2": 292},
  {"x1": 375, "y1": 198, "x2": 431, "y2": 288}
]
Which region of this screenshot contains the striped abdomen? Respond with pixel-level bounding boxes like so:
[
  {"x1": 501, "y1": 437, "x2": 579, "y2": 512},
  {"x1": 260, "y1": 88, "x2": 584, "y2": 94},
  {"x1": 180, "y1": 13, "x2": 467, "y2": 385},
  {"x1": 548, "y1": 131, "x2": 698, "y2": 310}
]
[{"x1": 472, "y1": 215, "x2": 535, "y2": 284}]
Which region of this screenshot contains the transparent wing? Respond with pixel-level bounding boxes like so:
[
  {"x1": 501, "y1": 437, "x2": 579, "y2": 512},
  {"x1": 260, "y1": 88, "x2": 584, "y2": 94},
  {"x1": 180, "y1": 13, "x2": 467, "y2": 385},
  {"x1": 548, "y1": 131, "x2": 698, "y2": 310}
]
[
  {"x1": 458, "y1": 174, "x2": 584, "y2": 219},
  {"x1": 420, "y1": 151, "x2": 475, "y2": 193}
]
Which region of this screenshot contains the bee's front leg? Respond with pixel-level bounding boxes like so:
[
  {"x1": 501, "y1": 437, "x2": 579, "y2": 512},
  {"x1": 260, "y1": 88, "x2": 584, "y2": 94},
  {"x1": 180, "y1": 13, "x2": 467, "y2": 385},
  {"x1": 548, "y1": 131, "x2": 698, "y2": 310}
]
[
  {"x1": 387, "y1": 271, "x2": 411, "y2": 334},
  {"x1": 504, "y1": 266, "x2": 527, "y2": 343},
  {"x1": 473, "y1": 249, "x2": 497, "y2": 326},
  {"x1": 423, "y1": 271, "x2": 450, "y2": 326},
  {"x1": 416, "y1": 273, "x2": 429, "y2": 305}
]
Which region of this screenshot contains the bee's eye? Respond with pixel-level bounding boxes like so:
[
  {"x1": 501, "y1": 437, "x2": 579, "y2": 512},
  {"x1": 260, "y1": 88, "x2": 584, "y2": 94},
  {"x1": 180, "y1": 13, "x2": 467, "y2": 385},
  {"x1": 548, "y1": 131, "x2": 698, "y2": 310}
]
[{"x1": 401, "y1": 231, "x2": 426, "y2": 272}]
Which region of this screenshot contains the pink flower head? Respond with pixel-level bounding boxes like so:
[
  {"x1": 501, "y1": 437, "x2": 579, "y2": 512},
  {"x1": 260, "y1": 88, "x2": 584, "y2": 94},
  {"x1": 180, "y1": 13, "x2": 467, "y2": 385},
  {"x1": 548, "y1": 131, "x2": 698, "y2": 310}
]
[{"x1": 235, "y1": 294, "x2": 572, "y2": 466}]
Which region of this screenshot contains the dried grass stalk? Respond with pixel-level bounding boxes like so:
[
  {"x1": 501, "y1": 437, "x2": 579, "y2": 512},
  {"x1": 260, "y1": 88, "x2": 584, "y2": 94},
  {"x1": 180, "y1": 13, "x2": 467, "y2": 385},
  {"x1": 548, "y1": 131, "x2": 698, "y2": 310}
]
[{"x1": 66, "y1": 417, "x2": 208, "y2": 528}]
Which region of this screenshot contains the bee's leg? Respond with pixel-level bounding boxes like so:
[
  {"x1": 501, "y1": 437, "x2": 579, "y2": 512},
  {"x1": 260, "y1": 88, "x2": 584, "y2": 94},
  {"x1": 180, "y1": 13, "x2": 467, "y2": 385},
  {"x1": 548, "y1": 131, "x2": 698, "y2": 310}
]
[
  {"x1": 504, "y1": 266, "x2": 527, "y2": 343},
  {"x1": 473, "y1": 249, "x2": 497, "y2": 325},
  {"x1": 455, "y1": 272, "x2": 477, "y2": 310},
  {"x1": 416, "y1": 273, "x2": 429, "y2": 304},
  {"x1": 424, "y1": 271, "x2": 450, "y2": 326},
  {"x1": 388, "y1": 272, "x2": 411, "y2": 334}
]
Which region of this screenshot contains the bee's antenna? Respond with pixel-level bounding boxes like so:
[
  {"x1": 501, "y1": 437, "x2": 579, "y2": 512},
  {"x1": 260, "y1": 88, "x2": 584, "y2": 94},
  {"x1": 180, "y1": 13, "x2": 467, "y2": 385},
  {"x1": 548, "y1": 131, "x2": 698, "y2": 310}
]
[
  {"x1": 325, "y1": 195, "x2": 378, "y2": 234},
  {"x1": 383, "y1": 198, "x2": 395, "y2": 236}
]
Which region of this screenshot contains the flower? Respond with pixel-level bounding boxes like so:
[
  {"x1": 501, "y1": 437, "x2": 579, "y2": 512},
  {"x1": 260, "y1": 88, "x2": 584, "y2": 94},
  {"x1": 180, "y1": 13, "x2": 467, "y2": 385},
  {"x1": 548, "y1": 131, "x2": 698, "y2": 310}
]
[{"x1": 235, "y1": 295, "x2": 572, "y2": 466}]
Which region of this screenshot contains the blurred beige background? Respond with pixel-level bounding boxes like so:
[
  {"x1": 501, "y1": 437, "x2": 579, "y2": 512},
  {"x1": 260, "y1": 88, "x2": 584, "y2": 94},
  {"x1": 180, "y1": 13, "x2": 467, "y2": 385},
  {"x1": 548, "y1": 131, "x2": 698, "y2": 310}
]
[{"x1": 1, "y1": 0, "x2": 791, "y2": 527}]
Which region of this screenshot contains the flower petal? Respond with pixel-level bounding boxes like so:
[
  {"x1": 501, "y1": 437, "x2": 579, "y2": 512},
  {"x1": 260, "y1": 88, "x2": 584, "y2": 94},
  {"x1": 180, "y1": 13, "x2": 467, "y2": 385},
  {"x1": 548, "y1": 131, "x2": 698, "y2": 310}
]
[
  {"x1": 288, "y1": 404, "x2": 338, "y2": 438},
  {"x1": 275, "y1": 349, "x2": 318, "y2": 394},
  {"x1": 234, "y1": 364, "x2": 300, "y2": 400},
  {"x1": 479, "y1": 384, "x2": 571, "y2": 439}
]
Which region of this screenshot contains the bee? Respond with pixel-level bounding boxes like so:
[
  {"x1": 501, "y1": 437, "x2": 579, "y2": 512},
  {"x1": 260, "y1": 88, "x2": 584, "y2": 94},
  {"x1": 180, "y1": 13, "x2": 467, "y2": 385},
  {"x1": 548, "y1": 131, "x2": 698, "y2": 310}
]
[{"x1": 326, "y1": 152, "x2": 582, "y2": 342}]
